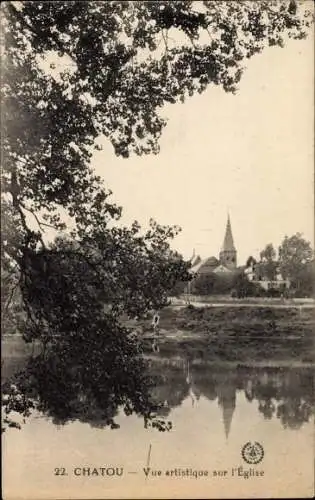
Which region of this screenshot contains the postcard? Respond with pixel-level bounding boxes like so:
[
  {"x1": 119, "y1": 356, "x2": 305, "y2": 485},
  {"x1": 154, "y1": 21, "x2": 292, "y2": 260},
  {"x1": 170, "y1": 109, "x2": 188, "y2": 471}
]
[{"x1": 2, "y1": 1, "x2": 314, "y2": 499}]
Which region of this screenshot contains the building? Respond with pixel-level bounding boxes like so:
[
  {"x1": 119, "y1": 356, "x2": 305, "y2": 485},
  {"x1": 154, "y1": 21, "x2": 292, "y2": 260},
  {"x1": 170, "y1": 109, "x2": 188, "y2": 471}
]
[
  {"x1": 244, "y1": 260, "x2": 290, "y2": 291},
  {"x1": 219, "y1": 214, "x2": 237, "y2": 270},
  {"x1": 190, "y1": 214, "x2": 238, "y2": 276}
]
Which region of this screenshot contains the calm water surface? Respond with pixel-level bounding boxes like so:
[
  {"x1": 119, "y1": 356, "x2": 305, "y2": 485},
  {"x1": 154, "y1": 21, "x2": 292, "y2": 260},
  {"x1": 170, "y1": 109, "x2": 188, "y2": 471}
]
[{"x1": 3, "y1": 354, "x2": 314, "y2": 499}]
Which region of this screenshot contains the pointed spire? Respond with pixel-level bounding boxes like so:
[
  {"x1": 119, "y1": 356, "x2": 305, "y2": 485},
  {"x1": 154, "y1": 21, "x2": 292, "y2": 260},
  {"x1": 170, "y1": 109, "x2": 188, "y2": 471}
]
[
  {"x1": 222, "y1": 213, "x2": 236, "y2": 252},
  {"x1": 222, "y1": 405, "x2": 234, "y2": 440},
  {"x1": 218, "y1": 382, "x2": 236, "y2": 440}
]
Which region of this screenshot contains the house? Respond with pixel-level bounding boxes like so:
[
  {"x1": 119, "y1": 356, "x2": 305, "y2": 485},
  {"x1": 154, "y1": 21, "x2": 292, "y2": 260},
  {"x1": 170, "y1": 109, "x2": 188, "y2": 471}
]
[{"x1": 244, "y1": 260, "x2": 290, "y2": 291}]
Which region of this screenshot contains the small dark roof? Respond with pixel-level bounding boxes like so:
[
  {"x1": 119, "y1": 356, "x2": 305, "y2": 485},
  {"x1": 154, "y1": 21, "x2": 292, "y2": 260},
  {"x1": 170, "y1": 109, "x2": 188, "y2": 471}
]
[{"x1": 190, "y1": 256, "x2": 219, "y2": 274}]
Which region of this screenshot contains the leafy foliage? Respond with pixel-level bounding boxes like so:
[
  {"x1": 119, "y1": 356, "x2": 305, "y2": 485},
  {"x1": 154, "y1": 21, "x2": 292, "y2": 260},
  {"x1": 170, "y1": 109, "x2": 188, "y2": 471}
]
[
  {"x1": 279, "y1": 233, "x2": 314, "y2": 295},
  {"x1": 2, "y1": 225, "x2": 190, "y2": 432},
  {"x1": 231, "y1": 272, "x2": 263, "y2": 298},
  {"x1": 21, "y1": 228, "x2": 190, "y2": 342},
  {"x1": 193, "y1": 272, "x2": 237, "y2": 295},
  {"x1": 3, "y1": 320, "x2": 171, "y2": 431},
  {"x1": 1, "y1": 1, "x2": 313, "y2": 430},
  {"x1": 242, "y1": 234, "x2": 314, "y2": 297},
  {"x1": 2, "y1": 1, "x2": 313, "y2": 253},
  {"x1": 260, "y1": 243, "x2": 278, "y2": 281},
  {"x1": 279, "y1": 233, "x2": 314, "y2": 278},
  {"x1": 193, "y1": 273, "x2": 217, "y2": 295}
]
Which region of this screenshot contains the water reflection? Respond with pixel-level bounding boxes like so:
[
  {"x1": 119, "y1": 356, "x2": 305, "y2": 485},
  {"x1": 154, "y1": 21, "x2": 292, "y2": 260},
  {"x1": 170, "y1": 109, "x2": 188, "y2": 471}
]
[
  {"x1": 2, "y1": 346, "x2": 314, "y2": 436},
  {"x1": 148, "y1": 357, "x2": 314, "y2": 436},
  {"x1": 3, "y1": 357, "x2": 314, "y2": 500}
]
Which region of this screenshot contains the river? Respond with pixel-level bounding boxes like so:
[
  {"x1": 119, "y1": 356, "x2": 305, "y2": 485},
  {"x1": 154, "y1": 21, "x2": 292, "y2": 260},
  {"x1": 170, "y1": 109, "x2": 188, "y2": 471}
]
[{"x1": 2, "y1": 354, "x2": 314, "y2": 499}]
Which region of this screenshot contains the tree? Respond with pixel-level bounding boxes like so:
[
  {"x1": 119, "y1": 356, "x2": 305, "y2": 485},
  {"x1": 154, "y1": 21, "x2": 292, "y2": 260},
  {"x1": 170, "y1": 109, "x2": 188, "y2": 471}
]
[
  {"x1": 1, "y1": 1, "x2": 313, "y2": 430},
  {"x1": 232, "y1": 272, "x2": 261, "y2": 298},
  {"x1": 278, "y1": 233, "x2": 314, "y2": 294},
  {"x1": 193, "y1": 271, "x2": 238, "y2": 295},
  {"x1": 212, "y1": 273, "x2": 236, "y2": 295},
  {"x1": 2, "y1": 222, "x2": 191, "y2": 432},
  {"x1": 246, "y1": 256, "x2": 257, "y2": 268},
  {"x1": 260, "y1": 243, "x2": 278, "y2": 280},
  {"x1": 170, "y1": 280, "x2": 187, "y2": 297},
  {"x1": 1, "y1": 264, "x2": 25, "y2": 336},
  {"x1": 295, "y1": 261, "x2": 315, "y2": 297},
  {"x1": 2, "y1": 1, "x2": 313, "y2": 255},
  {"x1": 260, "y1": 244, "x2": 276, "y2": 262},
  {"x1": 193, "y1": 273, "x2": 218, "y2": 295}
]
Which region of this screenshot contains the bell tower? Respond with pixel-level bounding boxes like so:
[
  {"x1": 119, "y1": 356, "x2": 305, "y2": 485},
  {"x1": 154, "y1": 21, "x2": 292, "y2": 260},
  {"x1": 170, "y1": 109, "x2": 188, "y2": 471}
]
[{"x1": 219, "y1": 214, "x2": 237, "y2": 269}]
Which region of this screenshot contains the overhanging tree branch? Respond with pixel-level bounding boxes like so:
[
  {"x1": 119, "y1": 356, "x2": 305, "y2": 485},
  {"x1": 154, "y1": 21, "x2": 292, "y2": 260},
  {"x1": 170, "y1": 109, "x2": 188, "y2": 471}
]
[
  {"x1": 10, "y1": 170, "x2": 46, "y2": 251},
  {"x1": 20, "y1": 203, "x2": 57, "y2": 232},
  {"x1": 3, "y1": 278, "x2": 20, "y2": 315},
  {"x1": 8, "y1": 2, "x2": 75, "y2": 64}
]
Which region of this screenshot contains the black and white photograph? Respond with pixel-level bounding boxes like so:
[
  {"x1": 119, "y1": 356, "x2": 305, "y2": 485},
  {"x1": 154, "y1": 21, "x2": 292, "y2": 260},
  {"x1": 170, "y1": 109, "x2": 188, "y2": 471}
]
[{"x1": 1, "y1": 1, "x2": 314, "y2": 498}]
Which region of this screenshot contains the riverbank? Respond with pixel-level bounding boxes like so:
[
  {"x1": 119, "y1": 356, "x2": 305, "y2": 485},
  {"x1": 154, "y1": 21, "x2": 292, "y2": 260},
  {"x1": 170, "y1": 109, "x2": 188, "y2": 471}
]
[
  {"x1": 170, "y1": 295, "x2": 315, "y2": 307},
  {"x1": 2, "y1": 303, "x2": 314, "y2": 381},
  {"x1": 143, "y1": 354, "x2": 315, "y2": 369},
  {"x1": 130, "y1": 304, "x2": 315, "y2": 364}
]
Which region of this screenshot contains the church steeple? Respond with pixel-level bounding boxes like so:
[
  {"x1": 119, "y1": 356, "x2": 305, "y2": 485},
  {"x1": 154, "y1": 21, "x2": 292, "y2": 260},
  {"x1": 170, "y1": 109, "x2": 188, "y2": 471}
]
[
  {"x1": 218, "y1": 392, "x2": 236, "y2": 440},
  {"x1": 217, "y1": 380, "x2": 236, "y2": 440},
  {"x1": 222, "y1": 214, "x2": 235, "y2": 252},
  {"x1": 219, "y1": 214, "x2": 237, "y2": 269}
]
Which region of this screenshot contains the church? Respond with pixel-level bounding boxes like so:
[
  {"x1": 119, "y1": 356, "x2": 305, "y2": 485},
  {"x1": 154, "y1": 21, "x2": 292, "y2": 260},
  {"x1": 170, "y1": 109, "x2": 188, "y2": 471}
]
[
  {"x1": 190, "y1": 214, "x2": 238, "y2": 276},
  {"x1": 186, "y1": 214, "x2": 292, "y2": 296}
]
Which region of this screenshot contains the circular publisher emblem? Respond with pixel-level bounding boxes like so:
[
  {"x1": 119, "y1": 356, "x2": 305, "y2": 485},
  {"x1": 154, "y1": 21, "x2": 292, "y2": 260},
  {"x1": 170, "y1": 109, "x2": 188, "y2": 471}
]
[{"x1": 241, "y1": 442, "x2": 264, "y2": 465}]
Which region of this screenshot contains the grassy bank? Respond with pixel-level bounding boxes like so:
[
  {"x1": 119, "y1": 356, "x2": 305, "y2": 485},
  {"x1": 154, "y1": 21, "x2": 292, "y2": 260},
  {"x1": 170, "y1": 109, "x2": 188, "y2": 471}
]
[
  {"x1": 135, "y1": 305, "x2": 315, "y2": 364},
  {"x1": 2, "y1": 304, "x2": 314, "y2": 381},
  {"x1": 171, "y1": 295, "x2": 315, "y2": 306}
]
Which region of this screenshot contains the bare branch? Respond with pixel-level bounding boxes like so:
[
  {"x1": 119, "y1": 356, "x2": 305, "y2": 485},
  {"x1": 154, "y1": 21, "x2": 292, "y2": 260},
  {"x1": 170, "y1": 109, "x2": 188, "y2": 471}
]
[
  {"x1": 205, "y1": 26, "x2": 212, "y2": 40},
  {"x1": 162, "y1": 30, "x2": 169, "y2": 52},
  {"x1": 10, "y1": 170, "x2": 47, "y2": 250},
  {"x1": 1, "y1": 264, "x2": 19, "y2": 285},
  {"x1": 20, "y1": 203, "x2": 57, "y2": 231},
  {"x1": 3, "y1": 278, "x2": 20, "y2": 315},
  {"x1": 187, "y1": 35, "x2": 198, "y2": 49}
]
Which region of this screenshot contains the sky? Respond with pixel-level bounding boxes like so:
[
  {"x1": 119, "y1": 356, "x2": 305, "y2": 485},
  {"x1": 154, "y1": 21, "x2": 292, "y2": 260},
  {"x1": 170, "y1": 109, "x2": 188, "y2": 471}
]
[{"x1": 91, "y1": 33, "x2": 314, "y2": 265}]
